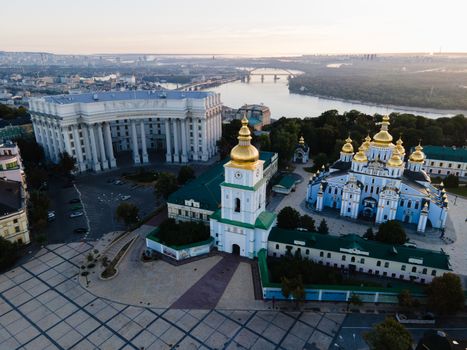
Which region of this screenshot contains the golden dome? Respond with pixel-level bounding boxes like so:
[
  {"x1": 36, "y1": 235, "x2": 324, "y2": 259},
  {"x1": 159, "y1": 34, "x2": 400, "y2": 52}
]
[
  {"x1": 387, "y1": 149, "x2": 403, "y2": 167},
  {"x1": 299, "y1": 136, "x2": 305, "y2": 145},
  {"x1": 395, "y1": 137, "x2": 406, "y2": 156},
  {"x1": 409, "y1": 143, "x2": 425, "y2": 163},
  {"x1": 372, "y1": 116, "x2": 393, "y2": 146},
  {"x1": 362, "y1": 135, "x2": 371, "y2": 150},
  {"x1": 353, "y1": 146, "x2": 368, "y2": 163},
  {"x1": 229, "y1": 116, "x2": 259, "y2": 167},
  {"x1": 341, "y1": 136, "x2": 354, "y2": 154}
]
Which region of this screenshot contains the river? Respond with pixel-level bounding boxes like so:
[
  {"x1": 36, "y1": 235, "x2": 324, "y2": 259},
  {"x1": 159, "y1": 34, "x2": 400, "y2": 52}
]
[{"x1": 204, "y1": 69, "x2": 461, "y2": 119}]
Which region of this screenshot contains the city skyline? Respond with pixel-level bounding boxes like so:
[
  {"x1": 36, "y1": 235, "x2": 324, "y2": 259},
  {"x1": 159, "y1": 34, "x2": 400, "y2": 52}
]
[{"x1": 1, "y1": 0, "x2": 466, "y2": 55}]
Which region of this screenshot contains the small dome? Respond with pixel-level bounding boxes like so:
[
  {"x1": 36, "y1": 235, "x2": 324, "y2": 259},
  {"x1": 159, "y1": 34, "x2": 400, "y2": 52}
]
[
  {"x1": 361, "y1": 135, "x2": 371, "y2": 150},
  {"x1": 409, "y1": 143, "x2": 425, "y2": 163},
  {"x1": 387, "y1": 149, "x2": 403, "y2": 167},
  {"x1": 373, "y1": 116, "x2": 393, "y2": 146},
  {"x1": 341, "y1": 137, "x2": 354, "y2": 154},
  {"x1": 395, "y1": 137, "x2": 405, "y2": 156},
  {"x1": 230, "y1": 116, "x2": 259, "y2": 165},
  {"x1": 353, "y1": 146, "x2": 368, "y2": 163},
  {"x1": 299, "y1": 136, "x2": 305, "y2": 145}
]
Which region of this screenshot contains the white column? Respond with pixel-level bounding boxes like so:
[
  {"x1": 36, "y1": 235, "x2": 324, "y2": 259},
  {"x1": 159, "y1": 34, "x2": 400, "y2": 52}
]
[
  {"x1": 88, "y1": 125, "x2": 101, "y2": 171},
  {"x1": 193, "y1": 118, "x2": 199, "y2": 161},
  {"x1": 208, "y1": 115, "x2": 213, "y2": 157},
  {"x1": 97, "y1": 123, "x2": 108, "y2": 170},
  {"x1": 165, "y1": 119, "x2": 172, "y2": 162},
  {"x1": 104, "y1": 122, "x2": 116, "y2": 168},
  {"x1": 140, "y1": 120, "x2": 148, "y2": 163},
  {"x1": 62, "y1": 126, "x2": 72, "y2": 156},
  {"x1": 56, "y1": 124, "x2": 65, "y2": 155},
  {"x1": 82, "y1": 124, "x2": 92, "y2": 169},
  {"x1": 201, "y1": 118, "x2": 208, "y2": 161},
  {"x1": 50, "y1": 125, "x2": 59, "y2": 162},
  {"x1": 130, "y1": 120, "x2": 140, "y2": 164},
  {"x1": 181, "y1": 119, "x2": 188, "y2": 163},
  {"x1": 43, "y1": 121, "x2": 53, "y2": 160},
  {"x1": 72, "y1": 125, "x2": 85, "y2": 171},
  {"x1": 172, "y1": 119, "x2": 179, "y2": 162}
]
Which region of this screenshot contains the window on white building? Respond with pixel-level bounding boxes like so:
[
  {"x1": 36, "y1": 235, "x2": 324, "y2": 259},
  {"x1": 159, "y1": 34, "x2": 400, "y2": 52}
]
[
  {"x1": 401, "y1": 265, "x2": 406, "y2": 271},
  {"x1": 384, "y1": 262, "x2": 389, "y2": 268},
  {"x1": 431, "y1": 270, "x2": 436, "y2": 276},
  {"x1": 341, "y1": 255, "x2": 346, "y2": 261}
]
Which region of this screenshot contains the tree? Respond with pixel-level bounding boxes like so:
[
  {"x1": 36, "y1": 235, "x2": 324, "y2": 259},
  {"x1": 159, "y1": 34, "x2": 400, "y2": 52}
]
[
  {"x1": 177, "y1": 166, "x2": 195, "y2": 185},
  {"x1": 281, "y1": 275, "x2": 305, "y2": 308},
  {"x1": 375, "y1": 220, "x2": 406, "y2": 245},
  {"x1": 347, "y1": 293, "x2": 363, "y2": 311},
  {"x1": 299, "y1": 215, "x2": 316, "y2": 232},
  {"x1": 363, "y1": 317, "x2": 412, "y2": 350},
  {"x1": 426, "y1": 273, "x2": 465, "y2": 315},
  {"x1": 28, "y1": 190, "x2": 50, "y2": 232},
  {"x1": 317, "y1": 219, "x2": 329, "y2": 234},
  {"x1": 0, "y1": 237, "x2": 19, "y2": 271},
  {"x1": 313, "y1": 153, "x2": 329, "y2": 171},
  {"x1": 397, "y1": 289, "x2": 417, "y2": 311},
  {"x1": 58, "y1": 152, "x2": 76, "y2": 176},
  {"x1": 444, "y1": 174, "x2": 459, "y2": 188},
  {"x1": 277, "y1": 207, "x2": 301, "y2": 229},
  {"x1": 154, "y1": 172, "x2": 178, "y2": 199},
  {"x1": 363, "y1": 227, "x2": 375, "y2": 240},
  {"x1": 116, "y1": 202, "x2": 139, "y2": 227}
]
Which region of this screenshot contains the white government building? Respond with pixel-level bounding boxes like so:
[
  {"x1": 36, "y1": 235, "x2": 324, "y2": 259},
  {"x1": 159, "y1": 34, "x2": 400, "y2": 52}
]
[{"x1": 28, "y1": 90, "x2": 222, "y2": 172}]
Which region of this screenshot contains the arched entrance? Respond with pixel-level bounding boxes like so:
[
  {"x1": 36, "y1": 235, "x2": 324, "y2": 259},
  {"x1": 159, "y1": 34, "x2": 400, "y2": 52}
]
[{"x1": 232, "y1": 244, "x2": 240, "y2": 256}]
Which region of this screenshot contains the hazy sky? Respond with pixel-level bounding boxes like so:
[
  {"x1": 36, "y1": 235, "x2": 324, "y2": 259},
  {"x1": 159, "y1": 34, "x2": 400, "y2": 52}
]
[{"x1": 1, "y1": 0, "x2": 466, "y2": 55}]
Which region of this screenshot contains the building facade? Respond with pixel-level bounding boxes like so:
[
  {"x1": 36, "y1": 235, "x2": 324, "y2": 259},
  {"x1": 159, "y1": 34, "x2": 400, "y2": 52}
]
[
  {"x1": 234, "y1": 104, "x2": 271, "y2": 131},
  {"x1": 29, "y1": 90, "x2": 222, "y2": 172},
  {"x1": 0, "y1": 141, "x2": 25, "y2": 183},
  {"x1": 268, "y1": 228, "x2": 451, "y2": 284},
  {"x1": 209, "y1": 117, "x2": 276, "y2": 258},
  {"x1": 0, "y1": 178, "x2": 29, "y2": 244},
  {"x1": 307, "y1": 116, "x2": 448, "y2": 233},
  {"x1": 293, "y1": 136, "x2": 310, "y2": 163},
  {"x1": 421, "y1": 145, "x2": 467, "y2": 180}
]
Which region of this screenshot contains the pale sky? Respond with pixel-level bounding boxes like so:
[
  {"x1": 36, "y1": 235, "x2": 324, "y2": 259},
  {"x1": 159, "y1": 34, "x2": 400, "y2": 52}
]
[{"x1": 1, "y1": 0, "x2": 466, "y2": 55}]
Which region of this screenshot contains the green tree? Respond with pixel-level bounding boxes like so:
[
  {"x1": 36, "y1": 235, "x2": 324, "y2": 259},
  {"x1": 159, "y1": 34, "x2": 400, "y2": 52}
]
[
  {"x1": 317, "y1": 219, "x2": 329, "y2": 234},
  {"x1": 398, "y1": 289, "x2": 415, "y2": 311},
  {"x1": 0, "y1": 237, "x2": 19, "y2": 271},
  {"x1": 281, "y1": 275, "x2": 305, "y2": 308},
  {"x1": 375, "y1": 220, "x2": 406, "y2": 245},
  {"x1": 58, "y1": 152, "x2": 76, "y2": 176},
  {"x1": 15, "y1": 139, "x2": 45, "y2": 165},
  {"x1": 363, "y1": 317, "x2": 412, "y2": 350},
  {"x1": 116, "y1": 202, "x2": 139, "y2": 227},
  {"x1": 26, "y1": 166, "x2": 48, "y2": 190},
  {"x1": 154, "y1": 172, "x2": 178, "y2": 199},
  {"x1": 28, "y1": 190, "x2": 50, "y2": 232},
  {"x1": 257, "y1": 134, "x2": 271, "y2": 151},
  {"x1": 277, "y1": 207, "x2": 301, "y2": 229},
  {"x1": 444, "y1": 174, "x2": 459, "y2": 188},
  {"x1": 312, "y1": 153, "x2": 329, "y2": 171},
  {"x1": 177, "y1": 166, "x2": 195, "y2": 185},
  {"x1": 299, "y1": 215, "x2": 316, "y2": 232},
  {"x1": 363, "y1": 227, "x2": 375, "y2": 240},
  {"x1": 426, "y1": 273, "x2": 465, "y2": 315},
  {"x1": 347, "y1": 293, "x2": 363, "y2": 311}
]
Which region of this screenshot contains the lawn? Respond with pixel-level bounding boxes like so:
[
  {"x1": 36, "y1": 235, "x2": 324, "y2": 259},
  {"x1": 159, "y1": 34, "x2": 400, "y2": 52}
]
[{"x1": 446, "y1": 187, "x2": 467, "y2": 198}]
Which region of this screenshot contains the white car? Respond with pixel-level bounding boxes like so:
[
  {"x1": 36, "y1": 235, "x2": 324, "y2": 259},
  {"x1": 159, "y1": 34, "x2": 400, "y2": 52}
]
[
  {"x1": 403, "y1": 241, "x2": 417, "y2": 248},
  {"x1": 69, "y1": 211, "x2": 83, "y2": 218},
  {"x1": 121, "y1": 195, "x2": 131, "y2": 201}
]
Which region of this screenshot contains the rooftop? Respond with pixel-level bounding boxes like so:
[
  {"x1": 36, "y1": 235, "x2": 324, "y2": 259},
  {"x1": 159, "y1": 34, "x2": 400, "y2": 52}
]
[
  {"x1": 168, "y1": 151, "x2": 276, "y2": 212},
  {"x1": 423, "y1": 145, "x2": 467, "y2": 163},
  {"x1": 41, "y1": 90, "x2": 215, "y2": 105},
  {"x1": 268, "y1": 227, "x2": 451, "y2": 270}
]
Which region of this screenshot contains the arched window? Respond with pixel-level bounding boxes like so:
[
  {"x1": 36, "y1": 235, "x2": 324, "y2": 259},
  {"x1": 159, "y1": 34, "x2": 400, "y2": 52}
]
[{"x1": 235, "y1": 198, "x2": 241, "y2": 212}]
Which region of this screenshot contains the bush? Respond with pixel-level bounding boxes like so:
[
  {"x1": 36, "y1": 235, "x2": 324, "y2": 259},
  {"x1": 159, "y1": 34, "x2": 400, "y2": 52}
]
[
  {"x1": 157, "y1": 219, "x2": 210, "y2": 246},
  {"x1": 375, "y1": 220, "x2": 406, "y2": 245},
  {"x1": 444, "y1": 174, "x2": 459, "y2": 188},
  {"x1": 317, "y1": 219, "x2": 329, "y2": 234},
  {"x1": 427, "y1": 273, "x2": 465, "y2": 314},
  {"x1": 299, "y1": 215, "x2": 316, "y2": 232},
  {"x1": 277, "y1": 207, "x2": 301, "y2": 229}
]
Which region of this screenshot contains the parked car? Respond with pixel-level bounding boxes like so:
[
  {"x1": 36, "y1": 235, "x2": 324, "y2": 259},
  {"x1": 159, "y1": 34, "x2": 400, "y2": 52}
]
[
  {"x1": 114, "y1": 180, "x2": 123, "y2": 185},
  {"x1": 403, "y1": 241, "x2": 417, "y2": 248},
  {"x1": 71, "y1": 204, "x2": 83, "y2": 211},
  {"x1": 106, "y1": 178, "x2": 116, "y2": 183},
  {"x1": 73, "y1": 228, "x2": 88, "y2": 234},
  {"x1": 69, "y1": 211, "x2": 83, "y2": 218},
  {"x1": 121, "y1": 195, "x2": 131, "y2": 201},
  {"x1": 47, "y1": 211, "x2": 56, "y2": 222},
  {"x1": 68, "y1": 198, "x2": 81, "y2": 204}
]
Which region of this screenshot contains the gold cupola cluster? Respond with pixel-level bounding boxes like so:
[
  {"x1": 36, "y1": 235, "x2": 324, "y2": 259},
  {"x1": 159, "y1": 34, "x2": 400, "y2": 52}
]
[
  {"x1": 372, "y1": 115, "x2": 393, "y2": 146},
  {"x1": 229, "y1": 116, "x2": 259, "y2": 168},
  {"x1": 341, "y1": 136, "x2": 354, "y2": 154},
  {"x1": 395, "y1": 137, "x2": 405, "y2": 156},
  {"x1": 353, "y1": 145, "x2": 368, "y2": 163},
  {"x1": 387, "y1": 148, "x2": 403, "y2": 167},
  {"x1": 361, "y1": 135, "x2": 371, "y2": 151},
  {"x1": 409, "y1": 143, "x2": 425, "y2": 163}
]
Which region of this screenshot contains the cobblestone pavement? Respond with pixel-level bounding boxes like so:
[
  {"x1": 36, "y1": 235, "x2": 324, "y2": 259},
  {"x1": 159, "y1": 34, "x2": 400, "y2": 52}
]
[{"x1": 0, "y1": 242, "x2": 345, "y2": 350}]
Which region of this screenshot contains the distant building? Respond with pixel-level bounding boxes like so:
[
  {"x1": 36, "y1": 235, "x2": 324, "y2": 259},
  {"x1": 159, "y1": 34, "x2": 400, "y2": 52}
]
[
  {"x1": 268, "y1": 228, "x2": 451, "y2": 284},
  {"x1": 307, "y1": 117, "x2": 448, "y2": 233},
  {"x1": 422, "y1": 145, "x2": 467, "y2": 180},
  {"x1": 0, "y1": 141, "x2": 25, "y2": 184},
  {"x1": 29, "y1": 90, "x2": 222, "y2": 172},
  {"x1": 293, "y1": 136, "x2": 310, "y2": 163},
  {"x1": 0, "y1": 178, "x2": 29, "y2": 244},
  {"x1": 235, "y1": 104, "x2": 271, "y2": 131},
  {"x1": 167, "y1": 151, "x2": 278, "y2": 224}
]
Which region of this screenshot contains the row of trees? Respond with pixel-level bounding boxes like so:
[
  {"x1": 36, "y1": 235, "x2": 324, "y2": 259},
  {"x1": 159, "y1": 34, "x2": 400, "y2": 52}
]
[
  {"x1": 277, "y1": 206, "x2": 329, "y2": 233},
  {"x1": 153, "y1": 165, "x2": 195, "y2": 199}
]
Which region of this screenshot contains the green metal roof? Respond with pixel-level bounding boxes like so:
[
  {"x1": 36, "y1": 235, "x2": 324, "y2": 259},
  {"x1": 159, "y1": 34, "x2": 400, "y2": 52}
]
[
  {"x1": 210, "y1": 209, "x2": 276, "y2": 230},
  {"x1": 423, "y1": 145, "x2": 467, "y2": 163},
  {"x1": 168, "y1": 151, "x2": 276, "y2": 212},
  {"x1": 268, "y1": 228, "x2": 451, "y2": 270},
  {"x1": 274, "y1": 174, "x2": 296, "y2": 189}
]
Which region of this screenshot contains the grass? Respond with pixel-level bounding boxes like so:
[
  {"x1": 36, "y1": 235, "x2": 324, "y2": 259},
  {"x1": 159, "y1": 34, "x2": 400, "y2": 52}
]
[
  {"x1": 101, "y1": 239, "x2": 133, "y2": 279},
  {"x1": 446, "y1": 187, "x2": 467, "y2": 197}
]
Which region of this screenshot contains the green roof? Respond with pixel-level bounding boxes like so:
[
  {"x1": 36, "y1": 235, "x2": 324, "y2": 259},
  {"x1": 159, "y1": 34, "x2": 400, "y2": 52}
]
[
  {"x1": 274, "y1": 174, "x2": 296, "y2": 189},
  {"x1": 268, "y1": 228, "x2": 451, "y2": 270},
  {"x1": 249, "y1": 117, "x2": 262, "y2": 126},
  {"x1": 168, "y1": 151, "x2": 276, "y2": 212},
  {"x1": 210, "y1": 209, "x2": 276, "y2": 230},
  {"x1": 423, "y1": 145, "x2": 467, "y2": 163}
]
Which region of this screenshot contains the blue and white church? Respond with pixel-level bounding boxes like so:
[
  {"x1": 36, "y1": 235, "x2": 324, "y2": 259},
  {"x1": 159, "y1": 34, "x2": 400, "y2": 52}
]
[{"x1": 306, "y1": 116, "x2": 448, "y2": 233}]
